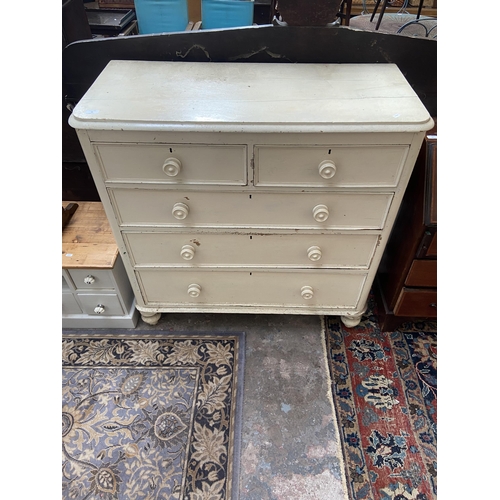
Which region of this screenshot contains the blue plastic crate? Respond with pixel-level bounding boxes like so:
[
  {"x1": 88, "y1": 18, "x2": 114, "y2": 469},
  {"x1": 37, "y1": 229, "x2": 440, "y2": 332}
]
[
  {"x1": 202, "y1": 0, "x2": 254, "y2": 30},
  {"x1": 135, "y1": 0, "x2": 189, "y2": 34}
]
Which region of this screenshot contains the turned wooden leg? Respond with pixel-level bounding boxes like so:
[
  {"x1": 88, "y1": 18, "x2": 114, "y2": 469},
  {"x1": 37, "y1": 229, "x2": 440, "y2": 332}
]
[
  {"x1": 140, "y1": 311, "x2": 161, "y2": 326},
  {"x1": 340, "y1": 303, "x2": 367, "y2": 328}
]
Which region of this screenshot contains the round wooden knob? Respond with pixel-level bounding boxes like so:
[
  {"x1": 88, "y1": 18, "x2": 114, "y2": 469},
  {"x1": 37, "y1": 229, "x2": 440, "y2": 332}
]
[
  {"x1": 172, "y1": 202, "x2": 189, "y2": 220},
  {"x1": 180, "y1": 244, "x2": 195, "y2": 260},
  {"x1": 162, "y1": 157, "x2": 182, "y2": 177},
  {"x1": 307, "y1": 246, "x2": 322, "y2": 261},
  {"x1": 84, "y1": 275, "x2": 95, "y2": 285},
  {"x1": 312, "y1": 204, "x2": 329, "y2": 222},
  {"x1": 187, "y1": 284, "x2": 201, "y2": 297},
  {"x1": 94, "y1": 304, "x2": 105, "y2": 314},
  {"x1": 318, "y1": 160, "x2": 336, "y2": 179},
  {"x1": 301, "y1": 286, "x2": 314, "y2": 300}
]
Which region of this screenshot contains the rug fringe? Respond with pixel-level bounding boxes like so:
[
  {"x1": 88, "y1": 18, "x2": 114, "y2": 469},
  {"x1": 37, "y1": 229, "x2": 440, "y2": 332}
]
[{"x1": 320, "y1": 316, "x2": 350, "y2": 500}]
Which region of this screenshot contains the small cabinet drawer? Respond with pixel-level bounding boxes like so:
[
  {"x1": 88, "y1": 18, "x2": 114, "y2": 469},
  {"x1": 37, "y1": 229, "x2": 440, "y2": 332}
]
[
  {"x1": 405, "y1": 260, "x2": 437, "y2": 287},
  {"x1": 111, "y1": 189, "x2": 393, "y2": 230},
  {"x1": 124, "y1": 232, "x2": 379, "y2": 269},
  {"x1": 95, "y1": 143, "x2": 247, "y2": 185},
  {"x1": 62, "y1": 293, "x2": 82, "y2": 315},
  {"x1": 254, "y1": 145, "x2": 408, "y2": 187},
  {"x1": 394, "y1": 288, "x2": 437, "y2": 317},
  {"x1": 77, "y1": 294, "x2": 125, "y2": 316},
  {"x1": 137, "y1": 269, "x2": 367, "y2": 309},
  {"x1": 68, "y1": 269, "x2": 115, "y2": 290}
]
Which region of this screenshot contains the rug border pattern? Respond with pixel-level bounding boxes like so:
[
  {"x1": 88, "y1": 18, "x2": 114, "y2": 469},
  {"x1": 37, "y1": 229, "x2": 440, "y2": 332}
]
[
  {"x1": 325, "y1": 318, "x2": 437, "y2": 500},
  {"x1": 62, "y1": 330, "x2": 246, "y2": 500}
]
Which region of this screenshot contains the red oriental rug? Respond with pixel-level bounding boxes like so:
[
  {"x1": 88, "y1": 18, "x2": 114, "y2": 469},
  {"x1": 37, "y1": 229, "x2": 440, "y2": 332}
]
[{"x1": 325, "y1": 308, "x2": 437, "y2": 500}]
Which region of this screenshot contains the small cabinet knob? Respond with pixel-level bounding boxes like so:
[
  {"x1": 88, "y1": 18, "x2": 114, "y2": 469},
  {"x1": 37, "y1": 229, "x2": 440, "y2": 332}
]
[
  {"x1": 307, "y1": 246, "x2": 322, "y2": 262},
  {"x1": 187, "y1": 284, "x2": 202, "y2": 297},
  {"x1": 162, "y1": 157, "x2": 182, "y2": 177},
  {"x1": 180, "y1": 244, "x2": 196, "y2": 260},
  {"x1": 172, "y1": 202, "x2": 189, "y2": 220},
  {"x1": 318, "y1": 160, "x2": 336, "y2": 179},
  {"x1": 94, "y1": 304, "x2": 105, "y2": 314},
  {"x1": 84, "y1": 275, "x2": 95, "y2": 285},
  {"x1": 301, "y1": 286, "x2": 314, "y2": 300},
  {"x1": 312, "y1": 204, "x2": 329, "y2": 222}
]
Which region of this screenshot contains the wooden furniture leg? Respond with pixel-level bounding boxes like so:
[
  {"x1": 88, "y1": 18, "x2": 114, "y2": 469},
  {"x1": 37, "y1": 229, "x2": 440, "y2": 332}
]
[
  {"x1": 340, "y1": 302, "x2": 368, "y2": 328},
  {"x1": 139, "y1": 310, "x2": 162, "y2": 326}
]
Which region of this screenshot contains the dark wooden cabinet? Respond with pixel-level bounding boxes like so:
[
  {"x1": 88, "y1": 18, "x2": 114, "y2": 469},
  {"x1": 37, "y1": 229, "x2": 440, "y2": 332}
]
[{"x1": 374, "y1": 123, "x2": 437, "y2": 331}]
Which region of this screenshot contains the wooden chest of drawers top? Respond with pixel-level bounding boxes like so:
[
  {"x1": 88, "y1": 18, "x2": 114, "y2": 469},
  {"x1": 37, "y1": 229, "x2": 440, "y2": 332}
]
[
  {"x1": 69, "y1": 61, "x2": 434, "y2": 134},
  {"x1": 62, "y1": 201, "x2": 118, "y2": 269}
]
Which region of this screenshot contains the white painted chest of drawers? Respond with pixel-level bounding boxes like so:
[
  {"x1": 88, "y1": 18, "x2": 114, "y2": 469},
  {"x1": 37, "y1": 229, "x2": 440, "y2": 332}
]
[{"x1": 69, "y1": 60, "x2": 433, "y2": 326}]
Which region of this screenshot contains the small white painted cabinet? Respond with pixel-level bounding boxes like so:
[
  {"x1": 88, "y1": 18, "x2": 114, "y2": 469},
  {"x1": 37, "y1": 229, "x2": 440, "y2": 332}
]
[
  {"x1": 62, "y1": 202, "x2": 138, "y2": 328},
  {"x1": 69, "y1": 61, "x2": 433, "y2": 326}
]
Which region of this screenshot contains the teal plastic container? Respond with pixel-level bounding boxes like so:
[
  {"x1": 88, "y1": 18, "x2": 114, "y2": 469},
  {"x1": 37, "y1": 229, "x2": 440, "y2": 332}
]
[
  {"x1": 135, "y1": 0, "x2": 189, "y2": 34},
  {"x1": 202, "y1": 0, "x2": 254, "y2": 30}
]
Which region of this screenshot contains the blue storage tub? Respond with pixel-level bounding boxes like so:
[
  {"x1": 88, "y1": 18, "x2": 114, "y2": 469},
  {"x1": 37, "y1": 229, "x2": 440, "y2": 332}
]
[
  {"x1": 135, "y1": 0, "x2": 189, "y2": 34},
  {"x1": 202, "y1": 0, "x2": 254, "y2": 30}
]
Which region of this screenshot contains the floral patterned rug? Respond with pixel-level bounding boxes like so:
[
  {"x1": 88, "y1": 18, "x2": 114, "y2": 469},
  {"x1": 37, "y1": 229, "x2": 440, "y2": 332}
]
[
  {"x1": 326, "y1": 309, "x2": 437, "y2": 500},
  {"x1": 62, "y1": 332, "x2": 244, "y2": 500}
]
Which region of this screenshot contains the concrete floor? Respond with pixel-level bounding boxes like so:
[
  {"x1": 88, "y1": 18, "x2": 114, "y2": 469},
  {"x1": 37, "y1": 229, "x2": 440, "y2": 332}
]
[{"x1": 121, "y1": 312, "x2": 349, "y2": 500}]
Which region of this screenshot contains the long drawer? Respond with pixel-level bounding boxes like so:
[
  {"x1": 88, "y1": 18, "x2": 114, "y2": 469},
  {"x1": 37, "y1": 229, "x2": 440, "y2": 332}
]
[
  {"x1": 110, "y1": 189, "x2": 393, "y2": 229},
  {"x1": 95, "y1": 143, "x2": 247, "y2": 185},
  {"x1": 136, "y1": 269, "x2": 367, "y2": 309},
  {"x1": 124, "y1": 232, "x2": 379, "y2": 269},
  {"x1": 405, "y1": 260, "x2": 437, "y2": 287},
  {"x1": 254, "y1": 144, "x2": 408, "y2": 187},
  {"x1": 394, "y1": 288, "x2": 437, "y2": 317}
]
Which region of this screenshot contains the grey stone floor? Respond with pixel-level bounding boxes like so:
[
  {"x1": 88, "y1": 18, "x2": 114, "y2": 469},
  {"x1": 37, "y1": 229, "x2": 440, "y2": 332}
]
[{"x1": 91, "y1": 312, "x2": 349, "y2": 500}]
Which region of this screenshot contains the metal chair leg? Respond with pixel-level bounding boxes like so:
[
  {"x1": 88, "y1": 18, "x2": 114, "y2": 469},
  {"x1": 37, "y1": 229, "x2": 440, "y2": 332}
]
[
  {"x1": 370, "y1": 0, "x2": 383, "y2": 22},
  {"x1": 416, "y1": 0, "x2": 424, "y2": 19},
  {"x1": 375, "y1": 0, "x2": 389, "y2": 30}
]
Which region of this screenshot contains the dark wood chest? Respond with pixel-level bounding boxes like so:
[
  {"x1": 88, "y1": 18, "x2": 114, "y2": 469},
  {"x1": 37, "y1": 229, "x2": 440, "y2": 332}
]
[{"x1": 374, "y1": 123, "x2": 437, "y2": 331}]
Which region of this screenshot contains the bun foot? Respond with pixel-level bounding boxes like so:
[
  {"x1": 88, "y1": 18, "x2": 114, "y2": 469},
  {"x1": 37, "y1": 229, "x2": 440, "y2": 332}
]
[{"x1": 140, "y1": 312, "x2": 161, "y2": 326}]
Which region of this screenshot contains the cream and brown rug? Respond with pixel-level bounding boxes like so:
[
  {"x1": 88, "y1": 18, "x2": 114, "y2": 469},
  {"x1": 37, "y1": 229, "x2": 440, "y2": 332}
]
[{"x1": 62, "y1": 332, "x2": 244, "y2": 500}]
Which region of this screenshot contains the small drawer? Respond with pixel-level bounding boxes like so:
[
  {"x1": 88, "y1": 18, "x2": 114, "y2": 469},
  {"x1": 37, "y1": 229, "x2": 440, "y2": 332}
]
[
  {"x1": 68, "y1": 269, "x2": 115, "y2": 290},
  {"x1": 77, "y1": 294, "x2": 125, "y2": 316},
  {"x1": 137, "y1": 269, "x2": 367, "y2": 309},
  {"x1": 95, "y1": 143, "x2": 247, "y2": 185},
  {"x1": 394, "y1": 288, "x2": 437, "y2": 317},
  {"x1": 111, "y1": 189, "x2": 393, "y2": 230},
  {"x1": 405, "y1": 260, "x2": 437, "y2": 287},
  {"x1": 62, "y1": 292, "x2": 82, "y2": 315},
  {"x1": 254, "y1": 145, "x2": 408, "y2": 187},
  {"x1": 124, "y1": 232, "x2": 379, "y2": 269}
]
